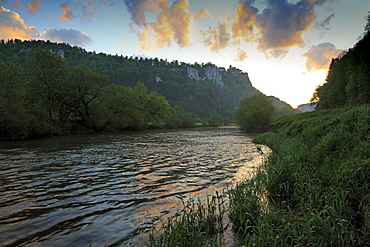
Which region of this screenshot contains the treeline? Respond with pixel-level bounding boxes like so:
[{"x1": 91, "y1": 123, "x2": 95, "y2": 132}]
[
  {"x1": 312, "y1": 13, "x2": 370, "y2": 109},
  {"x1": 0, "y1": 48, "x2": 207, "y2": 140},
  {"x1": 0, "y1": 39, "x2": 258, "y2": 118}
]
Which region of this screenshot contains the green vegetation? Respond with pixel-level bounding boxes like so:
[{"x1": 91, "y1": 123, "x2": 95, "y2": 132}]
[
  {"x1": 0, "y1": 39, "x2": 259, "y2": 119},
  {"x1": 0, "y1": 48, "x2": 173, "y2": 140},
  {"x1": 234, "y1": 94, "x2": 277, "y2": 132},
  {"x1": 312, "y1": 12, "x2": 370, "y2": 110},
  {"x1": 150, "y1": 193, "x2": 226, "y2": 247},
  {"x1": 150, "y1": 105, "x2": 370, "y2": 246}
]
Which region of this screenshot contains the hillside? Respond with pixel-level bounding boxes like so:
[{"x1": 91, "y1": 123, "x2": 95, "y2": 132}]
[
  {"x1": 312, "y1": 13, "x2": 370, "y2": 109},
  {"x1": 0, "y1": 39, "x2": 260, "y2": 118}
]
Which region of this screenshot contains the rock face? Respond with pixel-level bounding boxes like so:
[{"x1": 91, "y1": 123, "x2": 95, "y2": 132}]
[
  {"x1": 19, "y1": 48, "x2": 65, "y2": 58},
  {"x1": 155, "y1": 76, "x2": 162, "y2": 82},
  {"x1": 187, "y1": 65, "x2": 224, "y2": 86},
  {"x1": 49, "y1": 49, "x2": 65, "y2": 58},
  {"x1": 297, "y1": 103, "x2": 316, "y2": 112},
  {"x1": 204, "y1": 66, "x2": 223, "y2": 86},
  {"x1": 187, "y1": 67, "x2": 202, "y2": 81}
]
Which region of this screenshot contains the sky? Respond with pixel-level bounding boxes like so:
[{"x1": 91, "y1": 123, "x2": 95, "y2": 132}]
[{"x1": 0, "y1": 0, "x2": 369, "y2": 108}]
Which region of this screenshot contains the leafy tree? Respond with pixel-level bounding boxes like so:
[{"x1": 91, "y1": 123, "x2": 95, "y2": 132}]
[
  {"x1": 207, "y1": 110, "x2": 222, "y2": 127},
  {"x1": 66, "y1": 65, "x2": 110, "y2": 132},
  {"x1": 313, "y1": 12, "x2": 370, "y2": 110},
  {"x1": 235, "y1": 94, "x2": 276, "y2": 132},
  {"x1": 28, "y1": 48, "x2": 68, "y2": 126},
  {"x1": 0, "y1": 60, "x2": 29, "y2": 139},
  {"x1": 146, "y1": 91, "x2": 170, "y2": 125}
]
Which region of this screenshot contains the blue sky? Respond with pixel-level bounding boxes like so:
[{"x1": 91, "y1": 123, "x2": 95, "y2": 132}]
[{"x1": 0, "y1": 0, "x2": 369, "y2": 107}]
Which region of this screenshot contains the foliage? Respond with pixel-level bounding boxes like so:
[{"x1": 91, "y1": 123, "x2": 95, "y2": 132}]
[
  {"x1": 149, "y1": 193, "x2": 226, "y2": 247},
  {"x1": 150, "y1": 105, "x2": 370, "y2": 246},
  {"x1": 313, "y1": 12, "x2": 370, "y2": 109},
  {"x1": 250, "y1": 105, "x2": 370, "y2": 246},
  {"x1": 0, "y1": 39, "x2": 259, "y2": 119},
  {"x1": 0, "y1": 49, "x2": 171, "y2": 140},
  {"x1": 235, "y1": 94, "x2": 276, "y2": 132}
]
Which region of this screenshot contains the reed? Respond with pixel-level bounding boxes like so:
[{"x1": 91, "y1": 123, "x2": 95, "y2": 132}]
[
  {"x1": 149, "y1": 192, "x2": 227, "y2": 247},
  {"x1": 150, "y1": 105, "x2": 370, "y2": 246}
]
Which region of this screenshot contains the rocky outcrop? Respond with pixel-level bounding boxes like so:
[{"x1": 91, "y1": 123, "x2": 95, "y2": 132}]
[
  {"x1": 49, "y1": 49, "x2": 65, "y2": 58},
  {"x1": 297, "y1": 103, "x2": 316, "y2": 112},
  {"x1": 204, "y1": 66, "x2": 223, "y2": 86},
  {"x1": 187, "y1": 65, "x2": 224, "y2": 86},
  {"x1": 18, "y1": 48, "x2": 65, "y2": 58},
  {"x1": 155, "y1": 76, "x2": 162, "y2": 82},
  {"x1": 187, "y1": 67, "x2": 203, "y2": 81}
]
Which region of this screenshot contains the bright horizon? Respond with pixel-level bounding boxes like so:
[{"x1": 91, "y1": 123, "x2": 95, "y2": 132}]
[{"x1": 0, "y1": 0, "x2": 369, "y2": 108}]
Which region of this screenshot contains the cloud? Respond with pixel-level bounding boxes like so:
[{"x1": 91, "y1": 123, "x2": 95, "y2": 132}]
[
  {"x1": 231, "y1": 0, "x2": 258, "y2": 42},
  {"x1": 0, "y1": 6, "x2": 38, "y2": 40},
  {"x1": 229, "y1": 0, "x2": 336, "y2": 58},
  {"x1": 315, "y1": 13, "x2": 335, "y2": 30},
  {"x1": 27, "y1": 0, "x2": 41, "y2": 14},
  {"x1": 82, "y1": 1, "x2": 96, "y2": 20},
  {"x1": 123, "y1": 0, "x2": 209, "y2": 51},
  {"x1": 235, "y1": 47, "x2": 248, "y2": 62},
  {"x1": 194, "y1": 8, "x2": 212, "y2": 22},
  {"x1": 40, "y1": 28, "x2": 92, "y2": 46},
  {"x1": 303, "y1": 42, "x2": 344, "y2": 72},
  {"x1": 11, "y1": 0, "x2": 22, "y2": 8},
  {"x1": 202, "y1": 21, "x2": 231, "y2": 52},
  {"x1": 123, "y1": 0, "x2": 148, "y2": 27},
  {"x1": 59, "y1": 1, "x2": 74, "y2": 21}
]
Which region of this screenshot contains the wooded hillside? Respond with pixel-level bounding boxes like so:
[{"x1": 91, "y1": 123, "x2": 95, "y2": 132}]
[{"x1": 0, "y1": 39, "x2": 258, "y2": 118}]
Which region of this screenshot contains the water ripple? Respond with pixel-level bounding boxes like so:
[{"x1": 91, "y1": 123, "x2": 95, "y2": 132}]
[{"x1": 0, "y1": 127, "x2": 264, "y2": 246}]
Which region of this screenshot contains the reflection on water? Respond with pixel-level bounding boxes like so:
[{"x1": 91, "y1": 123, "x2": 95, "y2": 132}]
[{"x1": 0, "y1": 127, "x2": 264, "y2": 246}]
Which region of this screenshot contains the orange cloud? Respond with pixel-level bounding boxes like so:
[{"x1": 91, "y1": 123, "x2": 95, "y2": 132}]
[
  {"x1": 123, "y1": 0, "x2": 208, "y2": 51},
  {"x1": 303, "y1": 42, "x2": 344, "y2": 72},
  {"x1": 229, "y1": 0, "x2": 336, "y2": 58},
  {"x1": 193, "y1": 8, "x2": 212, "y2": 22},
  {"x1": 82, "y1": 1, "x2": 95, "y2": 20},
  {"x1": 201, "y1": 21, "x2": 231, "y2": 52},
  {"x1": 27, "y1": 0, "x2": 41, "y2": 14},
  {"x1": 59, "y1": 1, "x2": 74, "y2": 21},
  {"x1": 235, "y1": 47, "x2": 248, "y2": 62},
  {"x1": 231, "y1": 0, "x2": 258, "y2": 43},
  {"x1": 0, "y1": 6, "x2": 38, "y2": 40},
  {"x1": 11, "y1": 0, "x2": 22, "y2": 8}
]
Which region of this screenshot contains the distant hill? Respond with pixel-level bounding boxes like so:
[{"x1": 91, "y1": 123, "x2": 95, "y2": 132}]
[{"x1": 0, "y1": 39, "x2": 262, "y2": 118}]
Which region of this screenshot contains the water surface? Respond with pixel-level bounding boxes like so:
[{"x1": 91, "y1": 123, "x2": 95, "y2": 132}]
[{"x1": 0, "y1": 127, "x2": 264, "y2": 246}]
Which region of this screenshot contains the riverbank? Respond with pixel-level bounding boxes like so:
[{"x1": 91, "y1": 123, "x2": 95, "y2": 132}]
[{"x1": 150, "y1": 105, "x2": 370, "y2": 246}]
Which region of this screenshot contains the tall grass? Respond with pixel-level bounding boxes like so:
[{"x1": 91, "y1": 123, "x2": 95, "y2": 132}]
[
  {"x1": 149, "y1": 192, "x2": 227, "y2": 247},
  {"x1": 150, "y1": 105, "x2": 370, "y2": 246}
]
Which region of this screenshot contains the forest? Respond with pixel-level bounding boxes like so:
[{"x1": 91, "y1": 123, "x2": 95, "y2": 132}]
[
  {"x1": 0, "y1": 48, "x2": 180, "y2": 140},
  {"x1": 0, "y1": 38, "x2": 297, "y2": 140},
  {"x1": 311, "y1": 13, "x2": 370, "y2": 109},
  {"x1": 0, "y1": 39, "x2": 259, "y2": 119}
]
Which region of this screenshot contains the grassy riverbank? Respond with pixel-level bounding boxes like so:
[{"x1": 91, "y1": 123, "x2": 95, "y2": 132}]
[{"x1": 149, "y1": 105, "x2": 370, "y2": 246}]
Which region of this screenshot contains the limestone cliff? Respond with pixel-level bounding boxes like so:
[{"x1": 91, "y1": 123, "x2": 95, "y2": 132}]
[
  {"x1": 297, "y1": 103, "x2": 316, "y2": 112},
  {"x1": 186, "y1": 65, "x2": 224, "y2": 86}
]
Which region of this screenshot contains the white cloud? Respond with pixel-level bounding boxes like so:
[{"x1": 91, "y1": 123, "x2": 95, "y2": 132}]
[{"x1": 40, "y1": 28, "x2": 93, "y2": 46}]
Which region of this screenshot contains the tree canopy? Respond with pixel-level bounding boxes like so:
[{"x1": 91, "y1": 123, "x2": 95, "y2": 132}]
[
  {"x1": 235, "y1": 94, "x2": 276, "y2": 132},
  {"x1": 0, "y1": 48, "x2": 172, "y2": 140},
  {"x1": 312, "y1": 12, "x2": 370, "y2": 110}
]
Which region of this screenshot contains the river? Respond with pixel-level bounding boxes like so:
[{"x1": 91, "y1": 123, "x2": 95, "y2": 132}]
[{"x1": 0, "y1": 127, "x2": 264, "y2": 246}]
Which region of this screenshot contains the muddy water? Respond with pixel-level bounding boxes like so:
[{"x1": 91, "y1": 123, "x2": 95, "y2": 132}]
[{"x1": 0, "y1": 127, "x2": 264, "y2": 246}]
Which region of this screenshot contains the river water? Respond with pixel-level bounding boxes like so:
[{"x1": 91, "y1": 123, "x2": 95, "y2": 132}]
[{"x1": 0, "y1": 127, "x2": 264, "y2": 246}]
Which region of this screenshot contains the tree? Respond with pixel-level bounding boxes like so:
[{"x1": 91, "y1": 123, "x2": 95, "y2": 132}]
[
  {"x1": 0, "y1": 60, "x2": 30, "y2": 139},
  {"x1": 146, "y1": 91, "x2": 170, "y2": 125},
  {"x1": 235, "y1": 94, "x2": 276, "y2": 132},
  {"x1": 66, "y1": 65, "x2": 110, "y2": 132},
  {"x1": 28, "y1": 48, "x2": 68, "y2": 126}
]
